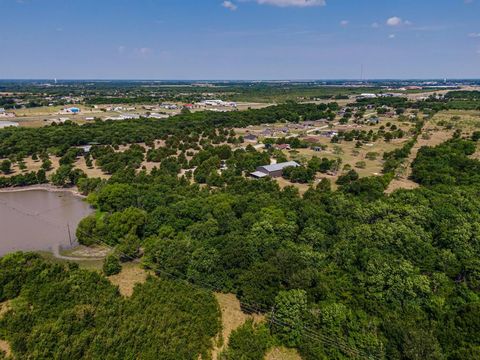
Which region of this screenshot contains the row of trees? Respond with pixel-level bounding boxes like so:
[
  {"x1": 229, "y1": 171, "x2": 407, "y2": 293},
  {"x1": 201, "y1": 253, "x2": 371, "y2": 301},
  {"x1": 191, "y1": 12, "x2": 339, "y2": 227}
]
[{"x1": 0, "y1": 102, "x2": 339, "y2": 158}]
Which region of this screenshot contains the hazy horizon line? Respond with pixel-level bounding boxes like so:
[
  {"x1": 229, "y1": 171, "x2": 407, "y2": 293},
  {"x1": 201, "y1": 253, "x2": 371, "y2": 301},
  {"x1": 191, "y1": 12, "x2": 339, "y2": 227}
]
[{"x1": 1, "y1": 78, "x2": 479, "y2": 82}]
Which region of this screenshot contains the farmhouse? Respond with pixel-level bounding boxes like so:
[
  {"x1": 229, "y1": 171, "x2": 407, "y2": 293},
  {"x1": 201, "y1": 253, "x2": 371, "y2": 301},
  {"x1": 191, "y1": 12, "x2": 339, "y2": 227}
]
[
  {"x1": 250, "y1": 161, "x2": 300, "y2": 178},
  {"x1": 274, "y1": 144, "x2": 291, "y2": 151},
  {"x1": 244, "y1": 133, "x2": 258, "y2": 142}
]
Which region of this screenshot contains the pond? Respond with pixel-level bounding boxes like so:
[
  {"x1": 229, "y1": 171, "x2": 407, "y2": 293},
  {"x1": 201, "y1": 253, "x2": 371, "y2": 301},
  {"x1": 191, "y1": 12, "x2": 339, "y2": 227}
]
[{"x1": 0, "y1": 189, "x2": 93, "y2": 256}]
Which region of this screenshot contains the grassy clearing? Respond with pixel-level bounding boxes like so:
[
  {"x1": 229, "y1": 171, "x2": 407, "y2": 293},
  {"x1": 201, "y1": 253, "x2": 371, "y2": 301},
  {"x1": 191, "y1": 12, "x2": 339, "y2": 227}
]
[
  {"x1": 212, "y1": 293, "x2": 265, "y2": 360},
  {"x1": 74, "y1": 156, "x2": 110, "y2": 179},
  {"x1": 265, "y1": 347, "x2": 303, "y2": 360},
  {"x1": 0, "y1": 301, "x2": 12, "y2": 358},
  {"x1": 108, "y1": 262, "x2": 150, "y2": 297},
  {"x1": 386, "y1": 114, "x2": 455, "y2": 194},
  {"x1": 430, "y1": 110, "x2": 480, "y2": 132}
]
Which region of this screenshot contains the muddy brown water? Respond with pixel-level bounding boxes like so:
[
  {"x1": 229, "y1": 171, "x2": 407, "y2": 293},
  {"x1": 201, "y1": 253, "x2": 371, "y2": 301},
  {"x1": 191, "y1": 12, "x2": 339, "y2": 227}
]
[{"x1": 0, "y1": 190, "x2": 93, "y2": 256}]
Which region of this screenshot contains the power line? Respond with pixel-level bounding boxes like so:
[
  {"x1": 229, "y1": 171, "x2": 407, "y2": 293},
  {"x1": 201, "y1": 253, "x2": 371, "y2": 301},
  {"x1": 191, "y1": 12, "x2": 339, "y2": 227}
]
[{"x1": 1, "y1": 199, "x2": 381, "y2": 359}]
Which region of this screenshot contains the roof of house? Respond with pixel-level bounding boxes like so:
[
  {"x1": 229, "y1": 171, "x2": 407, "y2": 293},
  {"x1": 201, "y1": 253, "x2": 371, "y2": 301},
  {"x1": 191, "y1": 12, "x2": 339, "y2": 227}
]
[
  {"x1": 259, "y1": 161, "x2": 300, "y2": 173},
  {"x1": 251, "y1": 171, "x2": 269, "y2": 178}
]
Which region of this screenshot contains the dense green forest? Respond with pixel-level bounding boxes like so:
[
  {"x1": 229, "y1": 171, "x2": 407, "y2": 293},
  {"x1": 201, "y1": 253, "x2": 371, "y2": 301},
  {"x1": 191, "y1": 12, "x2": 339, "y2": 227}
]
[
  {"x1": 69, "y1": 139, "x2": 480, "y2": 358},
  {"x1": 0, "y1": 253, "x2": 220, "y2": 359},
  {"x1": 1, "y1": 93, "x2": 480, "y2": 358}
]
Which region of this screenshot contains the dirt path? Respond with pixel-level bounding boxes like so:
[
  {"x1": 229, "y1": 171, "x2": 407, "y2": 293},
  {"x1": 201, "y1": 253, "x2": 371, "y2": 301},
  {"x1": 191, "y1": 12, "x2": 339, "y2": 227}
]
[{"x1": 52, "y1": 244, "x2": 107, "y2": 262}]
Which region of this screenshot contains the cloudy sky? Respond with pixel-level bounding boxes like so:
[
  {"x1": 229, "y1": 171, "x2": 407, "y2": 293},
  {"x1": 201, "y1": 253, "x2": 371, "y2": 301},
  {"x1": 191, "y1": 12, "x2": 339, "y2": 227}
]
[{"x1": 0, "y1": 0, "x2": 479, "y2": 79}]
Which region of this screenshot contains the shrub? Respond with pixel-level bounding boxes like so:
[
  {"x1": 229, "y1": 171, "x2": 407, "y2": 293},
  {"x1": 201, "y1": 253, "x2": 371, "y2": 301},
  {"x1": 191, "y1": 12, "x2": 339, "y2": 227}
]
[{"x1": 103, "y1": 254, "x2": 122, "y2": 276}]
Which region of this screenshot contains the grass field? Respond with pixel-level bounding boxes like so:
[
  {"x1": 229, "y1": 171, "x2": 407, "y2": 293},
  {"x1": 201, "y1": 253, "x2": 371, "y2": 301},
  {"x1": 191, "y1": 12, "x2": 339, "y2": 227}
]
[
  {"x1": 386, "y1": 113, "x2": 457, "y2": 193},
  {"x1": 265, "y1": 347, "x2": 302, "y2": 360},
  {"x1": 430, "y1": 110, "x2": 480, "y2": 133},
  {"x1": 0, "y1": 335, "x2": 11, "y2": 357},
  {"x1": 108, "y1": 262, "x2": 150, "y2": 297},
  {"x1": 0, "y1": 301, "x2": 12, "y2": 357}
]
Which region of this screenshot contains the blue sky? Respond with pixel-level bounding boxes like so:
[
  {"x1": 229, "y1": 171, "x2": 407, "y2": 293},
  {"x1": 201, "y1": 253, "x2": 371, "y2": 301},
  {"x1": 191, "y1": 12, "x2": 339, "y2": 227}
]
[{"x1": 0, "y1": 0, "x2": 479, "y2": 79}]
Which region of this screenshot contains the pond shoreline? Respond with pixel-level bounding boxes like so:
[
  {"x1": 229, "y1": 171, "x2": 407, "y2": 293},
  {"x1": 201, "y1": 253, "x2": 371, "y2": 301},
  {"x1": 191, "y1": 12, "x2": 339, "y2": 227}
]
[
  {"x1": 0, "y1": 187, "x2": 93, "y2": 258},
  {"x1": 0, "y1": 184, "x2": 85, "y2": 198}
]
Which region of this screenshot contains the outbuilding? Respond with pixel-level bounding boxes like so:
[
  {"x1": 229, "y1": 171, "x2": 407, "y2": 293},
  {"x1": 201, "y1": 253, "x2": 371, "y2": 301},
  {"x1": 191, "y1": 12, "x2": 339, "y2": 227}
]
[
  {"x1": 244, "y1": 133, "x2": 258, "y2": 142},
  {"x1": 251, "y1": 161, "x2": 300, "y2": 178}
]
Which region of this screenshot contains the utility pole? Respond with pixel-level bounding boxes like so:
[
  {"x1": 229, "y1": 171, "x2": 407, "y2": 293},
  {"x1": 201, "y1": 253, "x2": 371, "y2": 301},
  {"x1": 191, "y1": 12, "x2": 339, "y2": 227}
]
[
  {"x1": 268, "y1": 306, "x2": 276, "y2": 331},
  {"x1": 67, "y1": 223, "x2": 73, "y2": 246}
]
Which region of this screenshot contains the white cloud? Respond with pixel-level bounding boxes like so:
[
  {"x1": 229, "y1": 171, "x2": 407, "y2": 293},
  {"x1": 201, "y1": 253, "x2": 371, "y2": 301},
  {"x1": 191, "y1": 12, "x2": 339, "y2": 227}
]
[
  {"x1": 371, "y1": 22, "x2": 380, "y2": 28},
  {"x1": 117, "y1": 46, "x2": 126, "y2": 54},
  {"x1": 468, "y1": 32, "x2": 480, "y2": 38},
  {"x1": 386, "y1": 16, "x2": 412, "y2": 27},
  {"x1": 256, "y1": 0, "x2": 326, "y2": 7},
  {"x1": 340, "y1": 20, "x2": 349, "y2": 27},
  {"x1": 222, "y1": 1, "x2": 238, "y2": 11},
  {"x1": 388, "y1": 34, "x2": 396, "y2": 39},
  {"x1": 386, "y1": 17, "x2": 403, "y2": 26}
]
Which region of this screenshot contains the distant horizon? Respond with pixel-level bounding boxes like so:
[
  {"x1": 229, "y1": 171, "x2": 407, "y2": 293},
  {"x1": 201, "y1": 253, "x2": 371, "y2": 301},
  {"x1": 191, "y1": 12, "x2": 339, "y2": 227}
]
[
  {"x1": 1, "y1": 78, "x2": 480, "y2": 82},
  {"x1": 1, "y1": 0, "x2": 479, "y2": 79}
]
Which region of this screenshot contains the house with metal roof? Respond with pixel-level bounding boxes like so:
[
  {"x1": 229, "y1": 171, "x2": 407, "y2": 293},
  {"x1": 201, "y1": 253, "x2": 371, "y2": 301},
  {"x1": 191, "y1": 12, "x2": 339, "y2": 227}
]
[{"x1": 251, "y1": 161, "x2": 300, "y2": 178}]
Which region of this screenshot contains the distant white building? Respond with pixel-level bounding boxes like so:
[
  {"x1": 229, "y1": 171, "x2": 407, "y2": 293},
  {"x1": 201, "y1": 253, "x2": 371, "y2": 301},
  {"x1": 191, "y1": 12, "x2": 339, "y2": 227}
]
[
  {"x1": 148, "y1": 113, "x2": 169, "y2": 119},
  {"x1": 202, "y1": 99, "x2": 237, "y2": 107},
  {"x1": 79, "y1": 145, "x2": 92, "y2": 153},
  {"x1": 106, "y1": 113, "x2": 141, "y2": 120},
  {"x1": 0, "y1": 121, "x2": 19, "y2": 128}
]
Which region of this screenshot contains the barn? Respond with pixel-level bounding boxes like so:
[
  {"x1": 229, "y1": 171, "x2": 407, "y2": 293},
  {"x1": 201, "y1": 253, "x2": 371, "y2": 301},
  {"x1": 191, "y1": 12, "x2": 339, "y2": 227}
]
[{"x1": 251, "y1": 161, "x2": 300, "y2": 178}]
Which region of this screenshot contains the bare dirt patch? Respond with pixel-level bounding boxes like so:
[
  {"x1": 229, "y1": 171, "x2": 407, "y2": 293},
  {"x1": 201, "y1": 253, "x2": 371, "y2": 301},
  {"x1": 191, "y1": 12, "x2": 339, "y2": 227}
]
[
  {"x1": 212, "y1": 293, "x2": 265, "y2": 360},
  {"x1": 62, "y1": 245, "x2": 110, "y2": 259},
  {"x1": 0, "y1": 301, "x2": 11, "y2": 318},
  {"x1": 108, "y1": 263, "x2": 149, "y2": 297},
  {"x1": 0, "y1": 340, "x2": 11, "y2": 358},
  {"x1": 265, "y1": 347, "x2": 303, "y2": 360}
]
